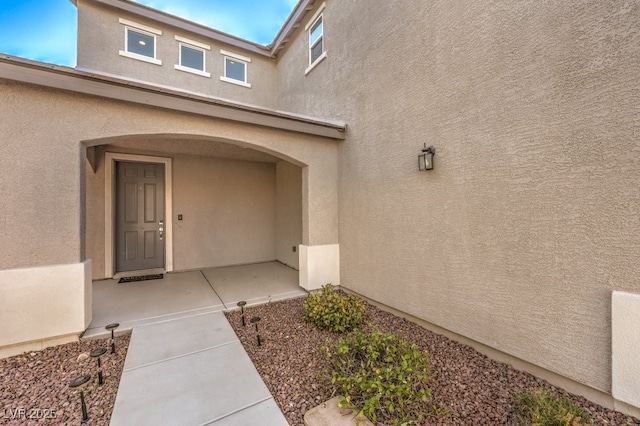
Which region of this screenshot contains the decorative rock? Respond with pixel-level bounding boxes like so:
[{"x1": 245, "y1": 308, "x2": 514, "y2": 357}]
[{"x1": 304, "y1": 397, "x2": 374, "y2": 426}]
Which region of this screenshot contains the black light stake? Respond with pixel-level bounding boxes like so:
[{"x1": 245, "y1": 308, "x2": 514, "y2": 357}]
[
  {"x1": 69, "y1": 374, "x2": 91, "y2": 423},
  {"x1": 90, "y1": 347, "x2": 107, "y2": 385},
  {"x1": 237, "y1": 301, "x2": 247, "y2": 327},
  {"x1": 250, "y1": 316, "x2": 262, "y2": 346},
  {"x1": 105, "y1": 323, "x2": 120, "y2": 354}
]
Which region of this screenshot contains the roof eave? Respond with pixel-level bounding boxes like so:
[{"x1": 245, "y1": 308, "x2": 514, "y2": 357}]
[
  {"x1": 0, "y1": 55, "x2": 346, "y2": 140},
  {"x1": 82, "y1": 0, "x2": 273, "y2": 57},
  {"x1": 269, "y1": 0, "x2": 316, "y2": 57}
]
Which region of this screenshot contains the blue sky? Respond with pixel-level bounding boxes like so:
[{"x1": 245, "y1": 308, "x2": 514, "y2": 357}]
[{"x1": 0, "y1": 0, "x2": 298, "y2": 67}]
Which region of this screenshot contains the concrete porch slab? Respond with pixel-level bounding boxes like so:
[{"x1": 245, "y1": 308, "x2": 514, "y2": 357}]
[
  {"x1": 203, "y1": 262, "x2": 306, "y2": 308},
  {"x1": 83, "y1": 270, "x2": 224, "y2": 339}
]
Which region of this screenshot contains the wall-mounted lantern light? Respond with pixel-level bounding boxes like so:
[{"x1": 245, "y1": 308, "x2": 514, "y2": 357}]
[{"x1": 418, "y1": 144, "x2": 436, "y2": 171}]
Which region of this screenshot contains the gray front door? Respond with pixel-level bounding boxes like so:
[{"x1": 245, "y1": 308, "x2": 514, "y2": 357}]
[{"x1": 115, "y1": 161, "x2": 165, "y2": 272}]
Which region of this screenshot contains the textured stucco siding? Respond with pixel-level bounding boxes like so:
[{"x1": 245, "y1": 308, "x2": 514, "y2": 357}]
[
  {"x1": 172, "y1": 156, "x2": 277, "y2": 270},
  {"x1": 0, "y1": 84, "x2": 85, "y2": 269},
  {"x1": 77, "y1": 0, "x2": 277, "y2": 107},
  {"x1": 277, "y1": 1, "x2": 640, "y2": 393},
  {"x1": 275, "y1": 161, "x2": 303, "y2": 269}
]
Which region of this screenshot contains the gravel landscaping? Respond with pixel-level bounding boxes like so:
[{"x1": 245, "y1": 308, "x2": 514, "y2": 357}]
[
  {"x1": 226, "y1": 297, "x2": 640, "y2": 426},
  {"x1": 0, "y1": 334, "x2": 130, "y2": 425}
]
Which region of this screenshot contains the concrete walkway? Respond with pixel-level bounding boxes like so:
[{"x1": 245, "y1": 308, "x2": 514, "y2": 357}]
[
  {"x1": 110, "y1": 311, "x2": 289, "y2": 425},
  {"x1": 82, "y1": 262, "x2": 304, "y2": 425}
]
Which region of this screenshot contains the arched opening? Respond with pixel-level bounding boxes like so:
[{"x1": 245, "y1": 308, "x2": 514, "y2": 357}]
[{"x1": 84, "y1": 134, "x2": 303, "y2": 280}]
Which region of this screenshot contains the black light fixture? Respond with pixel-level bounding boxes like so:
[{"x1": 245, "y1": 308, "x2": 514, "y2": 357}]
[
  {"x1": 105, "y1": 323, "x2": 120, "y2": 354},
  {"x1": 90, "y1": 347, "x2": 107, "y2": 386},
  {"x1": 237, "y1": 301, "x2": 247, "y2": 327},
  {"x1": 418, "y1": 144, "x2": 436, "y2": 171},
  {"x1": 250, "y1": 316, "x2": 262, "y2": 346},
  {"x1": 69, "y1": 374, "x2": 91, "y2": 423}
]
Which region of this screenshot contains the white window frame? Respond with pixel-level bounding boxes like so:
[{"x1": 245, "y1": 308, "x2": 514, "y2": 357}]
[
  {"x1": 305, "y1": 2, "x2": 327, "y2": 75},
  {"x1": 174, "y1": 35, "x2": 211, "y2": 77},
  {"x1": 118, "y1": 18, "x2": 162, "y2": 65},
  {"x1": 219, "y1": 49, "x2": 252, "y2": 88}
]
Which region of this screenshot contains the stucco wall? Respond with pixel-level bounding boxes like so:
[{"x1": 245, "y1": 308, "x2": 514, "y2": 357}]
[
  {"x1": 275, "y1": 161, "x2": 302, "y2": 269},
  {"x1": 0, "y1": 83, "x2": 84, "y2": 270},
  {"x1": 173, "y1": 155, "x2": 276, "y2": 270},
  {"x1": 76, "y1": 0, "x2": 277, "y2": 108},
  {"x1": 276, "y1": 0, "x2": 640, "y2": 394}
]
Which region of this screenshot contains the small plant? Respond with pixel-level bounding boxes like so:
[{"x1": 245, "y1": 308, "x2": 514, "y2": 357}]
[
  {"x1": 302, "y1": 284, "x2": 365, "y2": 332},
  {"x1": 323, "y1": 328, "x2": 431, "y2": 425},
  {"x1": 513, "y1": 389, "x2": 592, "y2": 425}
]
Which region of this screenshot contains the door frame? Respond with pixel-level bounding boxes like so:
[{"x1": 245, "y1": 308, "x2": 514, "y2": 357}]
[{"x1": 105, "y1": 152, "x2": 173, "y2": 277}]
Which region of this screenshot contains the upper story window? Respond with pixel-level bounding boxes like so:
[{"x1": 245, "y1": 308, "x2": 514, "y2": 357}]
[
  {"x1": 118, "y1": 18, "x2": 162, "y2": 65},
  {"x1": 220, "y1": 50, "x2": 251, "y2": 88},
  {"x1": 310, "y1": 17, "x2": 323, "y2": 62},
  {"x1": 305, "y1": 2, "x2": 327, "y2": 75},
  {"x1": 174, "y1": 36, "x2": 211, "y2": 77}
]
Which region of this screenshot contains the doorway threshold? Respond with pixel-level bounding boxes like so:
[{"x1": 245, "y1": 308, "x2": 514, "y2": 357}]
[{"x1": 113, "y1": 268, "x2": 166, "y2": 280}]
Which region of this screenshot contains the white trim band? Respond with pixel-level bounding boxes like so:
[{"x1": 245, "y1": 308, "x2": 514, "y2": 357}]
[
  {"x1": 305, "y1": 51, "x2": 327, "y2": 75},
  {"x1": 118, "y1": 18, "x2": 162, "y2": 35},
  {"x1": 174, "y1": 64, "x2": 211, "y2": 77},
  {"x1": 220, "y1": 49, "x2": 252, "y2": 63},
  {"x1": 220, "y1": 76, "x2": 252, "y2": 88},
  {"x1": 119, "y1": 50, "x2": 162, "y2": 65},
  {"x1": 304, "y1": 2, "x2": 326, "y2": 31},
  {"x1": 175, "y1": 35, "x2": 210, "y2": 50}
]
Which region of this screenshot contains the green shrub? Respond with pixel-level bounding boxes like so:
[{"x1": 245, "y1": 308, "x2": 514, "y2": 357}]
[
  {"x1": 323, "y1": 328, "x2": 431, "y2": 425},
  {"x1": 302, "y1": 284, "x2": 365, "y2": 332},
  {"x1": 513, "y1": 389, "x2": 592, "y2": 426}
]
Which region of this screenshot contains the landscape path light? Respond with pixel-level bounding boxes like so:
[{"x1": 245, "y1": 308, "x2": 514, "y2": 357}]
[
  {"x1": 237, "y1": 301, "x2": 247, "y2": 327},
  {"x1": 105, "y1": 323, "x2": 120, "y2": 354},
  {"x1": 69, "y1": 374, "x2": 91, "y2": 423},
  {"x1": 250, "y1": 316, "x2": 262, "y2": 346},
  {"x1": 90, "y1": 347, "x2": 107, "y2": 385}
]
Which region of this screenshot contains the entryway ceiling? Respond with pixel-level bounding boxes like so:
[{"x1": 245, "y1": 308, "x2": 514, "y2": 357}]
[{"x1": 105, "y1": 136, "x2": 281, "y2": 163}]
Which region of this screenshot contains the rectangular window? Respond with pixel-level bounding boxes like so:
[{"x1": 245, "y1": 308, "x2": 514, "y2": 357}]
[
  {"x1": 220, "y1": 49, "x2": 251, "y2": 88},
  {"x1": 181, "y1": 44, "x2": 204, "y2": 70},
  {"x1": 127, "y1": 28, "x2": 155, "y2": 58},
  {"x1": 174, "y1": 36, "x2": 211, "y2": 77},
  {"x1": 225, "y1": 58, "x2": 245, "y2": 81},
  {"x1": 119, "y1": 18, "x2": 162, "y2": 65},
  {"x1": 309, "y1": 16, "x2": 323, "y2": 63},
  {"x1": 304, "y1": 2, "x2": 327, "y2": 74}
]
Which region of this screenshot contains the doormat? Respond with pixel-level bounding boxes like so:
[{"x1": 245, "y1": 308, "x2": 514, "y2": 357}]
[{"x1": 118, "y1": 274, "x2": 164, "y2": 283}]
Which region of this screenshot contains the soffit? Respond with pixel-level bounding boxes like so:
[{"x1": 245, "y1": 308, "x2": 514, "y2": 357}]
[
  {"x1": 105, "y1": 137, "x2": 281, "y2": 163},
  {"x1": 269, "y1": 0, "x2": 316, "y2": 57}
]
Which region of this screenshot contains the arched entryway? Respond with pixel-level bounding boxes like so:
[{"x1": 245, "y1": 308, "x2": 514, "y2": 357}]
[{"x1": 83, "y1": 132, "x2": 338, "y2": 291}]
